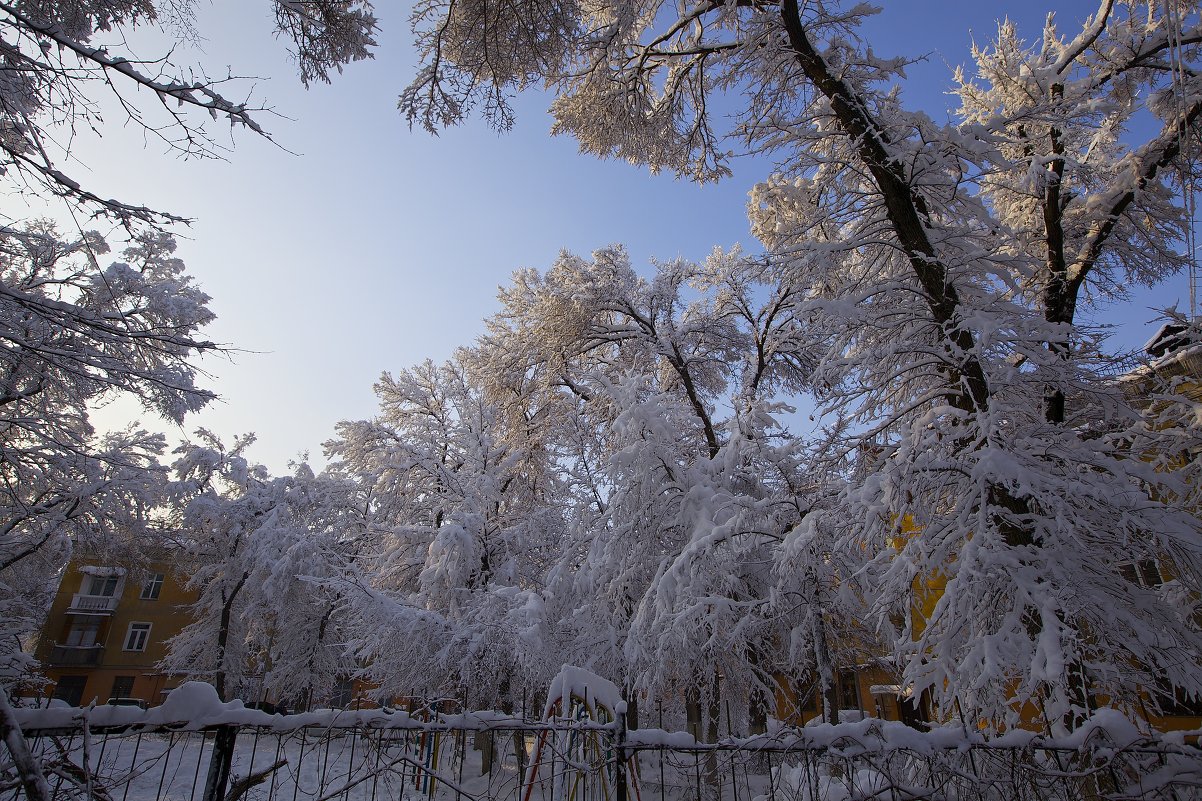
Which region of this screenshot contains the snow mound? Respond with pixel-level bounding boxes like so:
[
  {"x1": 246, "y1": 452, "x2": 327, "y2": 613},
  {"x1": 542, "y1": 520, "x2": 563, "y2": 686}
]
[
  {"x1": 157, "y1": 681, "x2": 227, "y2": 721},
  {"x1": 544, "y1": 665, "x2": 624, "y2": 718}
]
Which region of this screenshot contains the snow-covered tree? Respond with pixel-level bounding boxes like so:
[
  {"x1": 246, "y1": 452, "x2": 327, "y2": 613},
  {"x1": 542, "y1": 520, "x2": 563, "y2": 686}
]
[
  {"x1": 401, "y1": 0, "x2": 1202, "y2": 730},
  {"x1": 0, "y1": 0, "x2": 377, "y2": 224},
  {"x1": 470, "y1": 247, "x2": 837, "y2": 737},
  {"x1": 0, "y1": 222, "x2": 218, "y2": 800},
  {"x1": 327, "y1": 354, "x2": 563, "y2": 708},
  {"x1": 0, "y1": 4, "x2": 374, "y2": 795},
  {"x1": 164, "y1": 432, "x2": 364, "y2": 704},
  {"x1": 0, "y1": 222, "x2": 216, "y2": 637},
  {"x1": 754, "y1": 3, "x2": 1202, "y2": 728}
]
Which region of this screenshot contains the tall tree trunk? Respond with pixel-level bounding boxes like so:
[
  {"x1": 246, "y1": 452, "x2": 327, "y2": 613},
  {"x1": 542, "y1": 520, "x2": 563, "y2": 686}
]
[
  {"x1": 686, "y1": 674, "x2": 721, "y2": 800},
  {"x1": 474, "y1": 730, "x2": 494, "y2": 776},
  {"x1": 200, "y1": 726, "x2": 238, "y2": 801},
  {"x1": 704, "y1": 673, "x2": 720, "y2": 798},
  {"x1": 780, "y1": 0, "x2": 992, "y2": 416},
  {"x1": 622, "y1": 686, "x2": 639, "y2": 731},
  {"x1": 686, "y1": 689, "x2": 702, "y2": 740},
  {"x1": 497, "y1": 673, "x2": 527, "y2": 780}
]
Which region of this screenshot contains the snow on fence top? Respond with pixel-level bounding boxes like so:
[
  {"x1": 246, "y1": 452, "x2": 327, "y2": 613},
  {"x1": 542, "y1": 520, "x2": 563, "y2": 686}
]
[
  {"x1": 14, "y1": 682, "x2": 570, "y2": 734},
  {"x1": 628, "y1": 708, "x2": 1202, "y2": 756},
  {"x1": 12, "y1": 682, "x2": 1202, "y2": 759}
]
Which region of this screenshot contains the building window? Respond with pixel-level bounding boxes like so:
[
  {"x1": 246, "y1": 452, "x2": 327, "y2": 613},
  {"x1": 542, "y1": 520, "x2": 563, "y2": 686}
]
[
  {"x1": 329, "y1": 678, "x2": 355, "y2": 709},
  {"x1": 1119, "y1": 559, "x2": 1163, "y2": 588},
  {"x1": 123, "y1": 622, "x2": 151, "y2": 652},
  {"x1": 64, "y1": 619, "x2": 100, "y2": 647},
  {"x1": 53, "y1": 676, "x2": 87, "y2": 707},
  {"x1": 140, "y1": 573, "x2": 165, "y2": 600},
  {"x1": 85, "y1": 574, "x2": 119, "y2": 597},
  {"x1": 110, "y1": 675, "x2": 135, "y2": 701},
  {"x1": 1167, "y1": 685, "x2": 1202, "y2": 717}
]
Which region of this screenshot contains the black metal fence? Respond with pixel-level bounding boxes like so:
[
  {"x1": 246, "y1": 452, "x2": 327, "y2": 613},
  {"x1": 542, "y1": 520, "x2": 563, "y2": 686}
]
[{"x1": 6, "y1": 704, "x2": 1202, "y2": 801}]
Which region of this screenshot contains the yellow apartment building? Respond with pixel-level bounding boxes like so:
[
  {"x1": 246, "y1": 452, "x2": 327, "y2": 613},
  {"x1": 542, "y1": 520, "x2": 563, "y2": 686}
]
[{"x1": 33, "y1": 558, "x2": 197, "y2": 708}]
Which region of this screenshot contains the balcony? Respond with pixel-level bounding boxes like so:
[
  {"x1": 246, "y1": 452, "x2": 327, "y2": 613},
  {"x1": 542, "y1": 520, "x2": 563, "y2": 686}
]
[
  {"x1": 68, "y1": 593, "x2": 118, "y2": 614},
  {"x1": 49, "y1": 644, "x2": 104, "y2": 666}
]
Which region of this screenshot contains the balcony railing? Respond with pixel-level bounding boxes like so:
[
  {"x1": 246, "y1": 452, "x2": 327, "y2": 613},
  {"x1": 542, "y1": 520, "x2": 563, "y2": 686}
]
[
  {"x1": 49, "y1": 644, "x2": 104, "y2": 666},
  {"x1": 68, "y1": 593, "x2": 118, "y2": 613}
]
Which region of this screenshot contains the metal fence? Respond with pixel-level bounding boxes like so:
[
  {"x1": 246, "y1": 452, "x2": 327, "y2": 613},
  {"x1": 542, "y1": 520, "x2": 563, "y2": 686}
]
[{"x1": 6, "y1": 704, "x2": 1202, "y2": 801}]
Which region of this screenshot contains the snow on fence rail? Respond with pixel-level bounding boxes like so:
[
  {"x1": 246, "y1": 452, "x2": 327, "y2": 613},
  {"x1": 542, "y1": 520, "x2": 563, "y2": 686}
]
[{"x1": 6, "y1": 685, "x2": 1202, "y2": 801}]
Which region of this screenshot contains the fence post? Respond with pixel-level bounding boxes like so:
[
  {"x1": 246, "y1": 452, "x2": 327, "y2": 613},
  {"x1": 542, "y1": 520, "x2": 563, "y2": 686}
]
[
  {"x1": 615, "y1": 702, "x2": 628, "y2": 801},
  {"x1": 201, "y1": 725, "x2": 238, "y2": 801}
]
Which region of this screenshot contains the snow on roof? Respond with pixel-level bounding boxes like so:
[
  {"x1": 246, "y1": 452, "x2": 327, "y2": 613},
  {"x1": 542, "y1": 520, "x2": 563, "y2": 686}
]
[
  {"x1": 868, "y1": 684, "x2": 906, "y2": 697},
  {"x1": 1143, "y1": 322, "x2": 1183, "y2": 355},
  {"x1": 1143, "y1": 322, "x2": 1202, "y2": 361},
  {"x1": 79, "y1": 565, "x2": 126, "y2": 577}
]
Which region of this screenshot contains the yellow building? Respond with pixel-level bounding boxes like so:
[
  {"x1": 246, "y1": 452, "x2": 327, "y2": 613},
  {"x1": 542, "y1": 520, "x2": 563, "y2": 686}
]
[
  {"x1": 772, "y1": 662, "x2": 928, "y2": 727},
  {"x1": 33, "y1": 559, "x2": 198, "y2": 708}
]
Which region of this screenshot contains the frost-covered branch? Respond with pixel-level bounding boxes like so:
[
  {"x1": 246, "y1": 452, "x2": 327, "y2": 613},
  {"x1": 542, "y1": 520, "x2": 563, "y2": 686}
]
[{"x1": 0, "y1": 0, "x2": 377, "y2": 224}]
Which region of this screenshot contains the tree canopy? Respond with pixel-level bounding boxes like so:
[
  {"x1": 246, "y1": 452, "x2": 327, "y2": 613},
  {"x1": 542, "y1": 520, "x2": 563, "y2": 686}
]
[
  {"x1": 1, "y1": 0, "x2": 1200, "y2": 748},
  {"x1": 0, "y1": 1, "x2": 377, "y2": 224},
  {"x1": 381, "y1": 0, "x2": 1202, "y2": 728}
]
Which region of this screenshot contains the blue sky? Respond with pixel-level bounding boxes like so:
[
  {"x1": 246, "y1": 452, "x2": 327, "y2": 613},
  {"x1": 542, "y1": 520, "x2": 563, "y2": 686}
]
[{"x1": 14, "y1": 0, "x2": 1187, "y2": 472}]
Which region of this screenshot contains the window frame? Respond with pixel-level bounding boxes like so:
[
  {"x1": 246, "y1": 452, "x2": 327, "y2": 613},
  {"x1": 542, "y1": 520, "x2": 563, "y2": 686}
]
[
  {"x1": 1119, "y1": 558, "x2": 1163, "y2": 589},
  {"x1": 85, "y1": 574, "x2": 120, "y2": 597},
  {"x1": 838, "y1": 670, "x2": 861, "y2": 711},
  {"x1": 53, "y1": 675, "x2": 87, "y2": 706},
  {"x1": 122, "y1": 621, "x2": 152, "y2": 652},
  {"x1": 110, "y1": 675, "x2": 135, "y2": 701},
  {"x1": 64, "y1": 619, "x2": 101, "y2": 647},
  {"x1": 140, "y1": 573, "x2": 165, "y2": 600}
]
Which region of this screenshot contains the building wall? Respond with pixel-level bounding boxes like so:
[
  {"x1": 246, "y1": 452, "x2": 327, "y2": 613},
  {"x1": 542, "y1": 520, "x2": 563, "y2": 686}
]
[
  {"x1": 773, "y1": 664, "x2": 922, "y2": 726},
  {"x1": 34, "y1": 560, "x2": 197, "y2": 708}
]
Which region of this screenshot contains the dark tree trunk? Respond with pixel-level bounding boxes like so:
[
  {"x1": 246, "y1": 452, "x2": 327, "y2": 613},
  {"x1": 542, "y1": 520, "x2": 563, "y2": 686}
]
[{"x1": 214, "y1": 571, "x2": 250, "y2": 701}]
